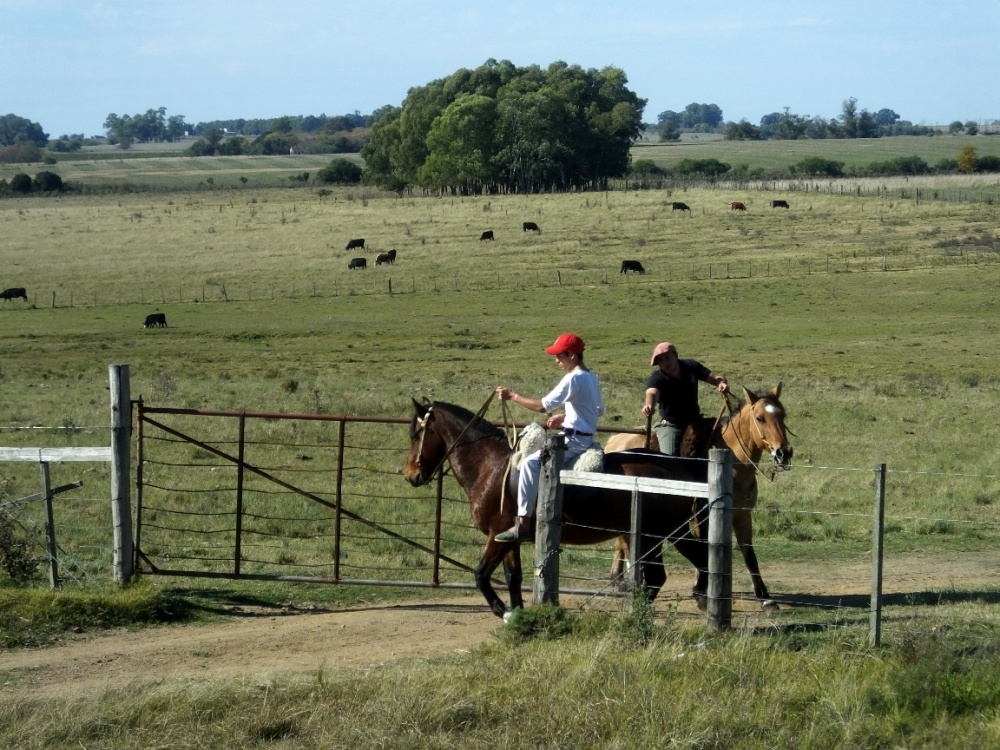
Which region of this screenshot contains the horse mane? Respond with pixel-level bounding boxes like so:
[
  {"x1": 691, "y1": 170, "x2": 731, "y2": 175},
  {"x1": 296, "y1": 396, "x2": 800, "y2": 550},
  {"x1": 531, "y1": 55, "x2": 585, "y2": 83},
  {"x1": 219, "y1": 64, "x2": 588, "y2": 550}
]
[{"x1": 431, "y1": 400, "x2": 508, "y2": 444}]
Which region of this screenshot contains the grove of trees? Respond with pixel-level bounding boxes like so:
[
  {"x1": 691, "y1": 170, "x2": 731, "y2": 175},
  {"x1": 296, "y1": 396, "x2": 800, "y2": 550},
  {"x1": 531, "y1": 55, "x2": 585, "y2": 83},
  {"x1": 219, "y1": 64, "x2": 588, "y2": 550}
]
[
  {"x1": 103, "y1": 108, "x2": 189, "y2": 147},
  {"x1": 361, "y1": 59, "x2": 647, "y2": 194}
]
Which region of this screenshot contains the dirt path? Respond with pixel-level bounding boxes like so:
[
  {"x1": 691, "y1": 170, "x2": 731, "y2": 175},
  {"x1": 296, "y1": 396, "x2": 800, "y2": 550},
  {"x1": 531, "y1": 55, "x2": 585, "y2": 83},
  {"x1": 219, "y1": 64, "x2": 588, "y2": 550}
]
[{"x1": 3, "y1": 555, "x2": 998, "y2": 701}]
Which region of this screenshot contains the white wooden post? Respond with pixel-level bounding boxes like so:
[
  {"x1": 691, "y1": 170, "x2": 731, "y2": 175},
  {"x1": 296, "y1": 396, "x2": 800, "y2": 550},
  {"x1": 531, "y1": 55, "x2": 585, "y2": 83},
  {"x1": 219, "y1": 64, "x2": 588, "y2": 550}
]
[{"x1": 109, "y1": 364, "x2": 133, "y2": 583}]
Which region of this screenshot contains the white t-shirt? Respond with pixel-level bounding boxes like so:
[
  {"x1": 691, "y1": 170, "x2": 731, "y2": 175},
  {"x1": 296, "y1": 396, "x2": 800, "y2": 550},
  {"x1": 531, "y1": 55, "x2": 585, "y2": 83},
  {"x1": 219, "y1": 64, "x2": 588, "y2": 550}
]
[{"x1": 541, "y1": 368, "x2": 604, "y2": 433}]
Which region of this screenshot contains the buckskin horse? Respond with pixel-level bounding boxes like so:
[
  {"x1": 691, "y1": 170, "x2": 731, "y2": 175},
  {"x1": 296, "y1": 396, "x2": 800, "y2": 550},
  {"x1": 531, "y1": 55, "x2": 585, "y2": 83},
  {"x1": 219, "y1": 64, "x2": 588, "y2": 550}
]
[
  {"x1": 403, "y1": 398, "x2": 710, "y2": 618},
  {"x1": 605, "y1": 385, "x2": 793, "y2": 607}
]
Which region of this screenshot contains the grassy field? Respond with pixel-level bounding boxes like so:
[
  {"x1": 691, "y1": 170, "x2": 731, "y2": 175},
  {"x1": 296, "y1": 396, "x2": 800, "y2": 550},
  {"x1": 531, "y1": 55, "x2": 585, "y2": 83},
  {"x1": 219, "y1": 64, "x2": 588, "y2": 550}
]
[{"x1": 3, "y1": 161, "x2": 1000, "y2": 746}]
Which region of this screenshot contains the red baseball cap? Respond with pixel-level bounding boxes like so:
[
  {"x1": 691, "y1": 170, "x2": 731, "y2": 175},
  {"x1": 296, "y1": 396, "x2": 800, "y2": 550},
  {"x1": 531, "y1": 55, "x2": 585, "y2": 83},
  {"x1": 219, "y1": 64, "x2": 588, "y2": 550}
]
[
  {"x1": 650, "y1": 341, "x2": 676, "y2": 365},
  {"x1": 545, "y1": 333, "x2": 585, "y2": 355}
]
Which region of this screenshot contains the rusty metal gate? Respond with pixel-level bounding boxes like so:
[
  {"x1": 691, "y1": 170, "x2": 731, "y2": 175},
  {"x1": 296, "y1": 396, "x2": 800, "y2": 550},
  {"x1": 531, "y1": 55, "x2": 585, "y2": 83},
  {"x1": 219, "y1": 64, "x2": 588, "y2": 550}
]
[{"x1": 135, "y1": 402, "x2": 633, "y2": 599}]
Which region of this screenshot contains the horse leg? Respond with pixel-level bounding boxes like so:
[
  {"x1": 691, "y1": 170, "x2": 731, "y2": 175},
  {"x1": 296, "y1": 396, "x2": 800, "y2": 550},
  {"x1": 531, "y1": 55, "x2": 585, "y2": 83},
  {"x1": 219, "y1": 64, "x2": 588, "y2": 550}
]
[
  {"x1": 475, "y1": 541, "x2": 515, "y2": 618},
  {"x1": 734, "y1": 510, "x2": 774, "y2": 606},
  {"x1": 670, "y1": 532, "x2": 708, "y2": 610},
  {"x1": 639, "y1": 541, "x2": 666, "y2": 601},
  {"x1": 610, "y1": 535, "x2": 631, "y2": 590},
  {"x1": 502, "y1": 548, "x2": 524, "y2": 611}
]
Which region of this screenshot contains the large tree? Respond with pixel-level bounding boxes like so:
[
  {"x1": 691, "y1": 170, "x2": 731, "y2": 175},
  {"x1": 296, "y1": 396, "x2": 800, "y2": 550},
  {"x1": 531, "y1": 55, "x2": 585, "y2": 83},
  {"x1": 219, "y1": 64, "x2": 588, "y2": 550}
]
[
  {"x1": 363, "y1": 59, "x2": 645, "y2": 194},
  {"x1": 0, "y1": 114, "x2": 48, "y2": 147}
]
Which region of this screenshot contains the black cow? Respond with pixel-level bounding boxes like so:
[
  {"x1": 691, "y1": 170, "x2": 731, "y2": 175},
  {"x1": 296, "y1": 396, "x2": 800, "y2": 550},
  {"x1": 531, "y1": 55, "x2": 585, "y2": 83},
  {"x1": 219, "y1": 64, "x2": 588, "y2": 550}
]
[
  {"x1": 770, "y1": 200, "x2": 790, "y2": 209},
  {"x1": 345, "y1": 238, "x2": 365, "y2": 251},
  {"x1": 348, "y1": 257, "x2": 367, "y2": 270},
  {"x1": 479, "y1": 230, "x2": 494, "y2": 241},
  {"x1": 375, "y1": 249, "x2": 397, "y2": 265},
  {"x1": 0, "y1": 287, "x2": 27, "y2": 302},
  {"x1": 670, "y1": 202, "x2": 691, "y2": 212},
  {"x1": 143, "y1": 312, "x2": 167, "y2": 328},
  {"x1": 522, "y1": 221, "x2": 540, "y2": 232},
  {"x1": 620, "y1": 260, "x2": 645, "y2": 275}
]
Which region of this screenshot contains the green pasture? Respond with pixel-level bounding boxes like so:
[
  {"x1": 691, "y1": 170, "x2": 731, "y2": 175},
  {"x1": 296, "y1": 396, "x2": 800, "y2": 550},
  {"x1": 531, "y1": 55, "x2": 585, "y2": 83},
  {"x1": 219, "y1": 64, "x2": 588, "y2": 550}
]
[
  {"x1": 2, "y1": 179, "x2": 999, "y2": 599},
  {"x1": 632, "y1": 133, "x2": 1000, "y2": 172},
  {"x1": 4, "y1": 175, "x2": 1000, "y2": 747}
]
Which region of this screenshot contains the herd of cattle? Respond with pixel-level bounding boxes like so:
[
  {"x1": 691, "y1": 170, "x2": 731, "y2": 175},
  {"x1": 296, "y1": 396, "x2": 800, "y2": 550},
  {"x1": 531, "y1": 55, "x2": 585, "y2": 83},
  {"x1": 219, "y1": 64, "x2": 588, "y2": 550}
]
[{"x1": 4, "y1": 199, "x2": 794, "y2": 325}]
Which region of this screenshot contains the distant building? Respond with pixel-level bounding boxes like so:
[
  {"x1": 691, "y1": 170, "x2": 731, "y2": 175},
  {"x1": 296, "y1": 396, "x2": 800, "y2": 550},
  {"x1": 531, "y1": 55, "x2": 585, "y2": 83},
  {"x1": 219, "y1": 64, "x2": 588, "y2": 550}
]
[{"x1": 290, "y1": 145, "x2": 304, "y2": 155}]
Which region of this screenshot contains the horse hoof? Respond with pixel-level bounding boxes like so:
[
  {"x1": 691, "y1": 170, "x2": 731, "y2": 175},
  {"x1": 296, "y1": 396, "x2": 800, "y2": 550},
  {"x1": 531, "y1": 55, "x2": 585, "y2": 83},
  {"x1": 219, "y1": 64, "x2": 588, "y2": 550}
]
[
  {"x1": 694, "y1": 594, "x2": 708, "y2": 611},
  {"x1": 761, "y1": 599, "x2": 779, "y2": 611}
]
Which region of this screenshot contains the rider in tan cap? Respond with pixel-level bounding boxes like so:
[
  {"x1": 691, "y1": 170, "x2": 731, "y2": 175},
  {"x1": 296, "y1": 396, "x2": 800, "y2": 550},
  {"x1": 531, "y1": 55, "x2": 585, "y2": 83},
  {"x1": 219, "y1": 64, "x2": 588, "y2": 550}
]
[{"x1": 641, "y1": 342, "x2": 728, "y2": 456}]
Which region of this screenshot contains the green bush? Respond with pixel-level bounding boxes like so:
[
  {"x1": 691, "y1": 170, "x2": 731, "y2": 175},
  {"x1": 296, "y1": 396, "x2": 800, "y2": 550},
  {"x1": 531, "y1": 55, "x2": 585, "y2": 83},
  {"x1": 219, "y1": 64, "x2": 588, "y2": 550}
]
[
  {"x1": 318, "y1": 158, "x2": 363, "y2": 184},
  {"x1": 9, "y1": 172, "x2": 32, "y2": 193},
  {"x1": 33, "y1": 170, "x2": 64, "y2": 192},
  {"x1": 791, "y1": 156, "x2": 845, "y2": 177},
  {"x1": 672, "y1": 157, "x2": 730, "y2": 177}
]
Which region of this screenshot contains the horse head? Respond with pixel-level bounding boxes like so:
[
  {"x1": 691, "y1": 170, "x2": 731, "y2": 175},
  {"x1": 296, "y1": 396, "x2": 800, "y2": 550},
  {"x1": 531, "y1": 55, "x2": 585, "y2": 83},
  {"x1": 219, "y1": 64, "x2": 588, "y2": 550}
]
[
  {"x1": 739, "y1": 383, "x2": 793, "y2": 469},
  {"x1": 404, "y1": 398, "x2": 447, "y2": 487}
]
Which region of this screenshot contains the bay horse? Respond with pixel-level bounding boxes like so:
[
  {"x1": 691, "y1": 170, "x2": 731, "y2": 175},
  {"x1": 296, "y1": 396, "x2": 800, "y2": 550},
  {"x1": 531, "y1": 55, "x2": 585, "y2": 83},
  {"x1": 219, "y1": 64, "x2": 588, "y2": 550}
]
[
  {"x1": 605, "y1": 384, "x2": 792, "y2": 607},
  {"x1": 403, "y1": 398, "x2": 709, "y2": 618}
]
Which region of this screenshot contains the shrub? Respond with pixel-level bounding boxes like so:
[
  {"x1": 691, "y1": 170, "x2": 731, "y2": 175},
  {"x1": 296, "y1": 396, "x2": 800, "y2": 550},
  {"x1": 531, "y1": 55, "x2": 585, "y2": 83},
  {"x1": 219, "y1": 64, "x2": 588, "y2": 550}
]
[
  {"x1": 977, "y1": 155, "x2": 1000, "y2": 173},
  {"x1": 791, "y1": 156, "x2": 845, "y2": 177},
  {"x1": 9, "y1": 172, "x2": 32, "y2": 193},
  {"x1": 317, "y1": 158, "x2": 363, "y2": 184},
  {"x1": 33, "y1": 171, "x2": 65, "y2": 192},
  {"x1": 673, "y1": 157, "x2": 730, "y2": 177}
]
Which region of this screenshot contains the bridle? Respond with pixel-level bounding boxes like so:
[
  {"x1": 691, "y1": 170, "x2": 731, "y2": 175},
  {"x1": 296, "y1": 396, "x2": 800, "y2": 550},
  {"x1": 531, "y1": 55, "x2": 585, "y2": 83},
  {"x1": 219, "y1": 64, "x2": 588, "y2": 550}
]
[
  {"x1": 719, "y1": 393, "x2": 791, "y2": 481},
  {"x1": 411, "y1": 392, "x2": 497, "y2": 484}
]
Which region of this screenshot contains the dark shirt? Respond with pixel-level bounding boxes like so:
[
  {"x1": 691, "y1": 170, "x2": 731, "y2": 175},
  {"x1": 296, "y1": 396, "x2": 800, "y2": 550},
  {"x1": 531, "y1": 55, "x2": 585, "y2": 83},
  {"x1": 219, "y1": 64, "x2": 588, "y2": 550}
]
[{"x1": 645, "y1": 359, "x2": 713, "y2": 427}]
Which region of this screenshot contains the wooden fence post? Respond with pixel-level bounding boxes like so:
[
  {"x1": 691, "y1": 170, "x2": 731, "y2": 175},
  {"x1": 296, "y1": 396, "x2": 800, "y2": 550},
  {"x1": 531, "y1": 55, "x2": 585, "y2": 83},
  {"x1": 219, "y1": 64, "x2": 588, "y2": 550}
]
[
  {"x1": 109, "y1": 364, "x2": 133, "y2": 583},
  {"x1": 533, "y1": 436, "x2": 566, "y2": 606},
  {"x1": 707, "y1": 448, "x2": 734, "y2": 631},
  {"x1": 40, "y1": 462, "x2": 59, "y2": 588},
  {"x1": 870, "y1": 463, "x2": 887, "y2": 647},
  {"x1": 629, "y1": 485, "x2": 643, "y2": 590}
]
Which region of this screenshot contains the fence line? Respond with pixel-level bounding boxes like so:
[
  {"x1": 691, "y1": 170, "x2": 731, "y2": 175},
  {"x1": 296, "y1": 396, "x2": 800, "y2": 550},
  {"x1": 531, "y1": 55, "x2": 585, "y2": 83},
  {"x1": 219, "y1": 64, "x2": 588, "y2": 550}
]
[{"x1": 3, "y1": 248, "x2": 997, "y2": 310}]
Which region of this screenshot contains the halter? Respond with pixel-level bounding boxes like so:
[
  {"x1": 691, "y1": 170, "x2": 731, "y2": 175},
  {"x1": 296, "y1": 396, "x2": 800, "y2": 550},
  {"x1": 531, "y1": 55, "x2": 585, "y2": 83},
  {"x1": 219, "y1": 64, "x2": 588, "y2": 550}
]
[
  {"x1": 412, "y1": 391, "x2": 497, "y2": 483},
  {"x1": 720, "y1": 392, "x2": 789, "y2": 482}
]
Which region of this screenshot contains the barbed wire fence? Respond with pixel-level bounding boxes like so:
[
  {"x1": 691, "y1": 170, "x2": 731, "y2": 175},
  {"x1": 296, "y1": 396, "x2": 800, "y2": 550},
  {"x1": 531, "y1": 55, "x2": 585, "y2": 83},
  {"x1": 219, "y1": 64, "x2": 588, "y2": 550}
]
[{"x1": 4, "y1": 399, "x2": 1000, "y2": 645}]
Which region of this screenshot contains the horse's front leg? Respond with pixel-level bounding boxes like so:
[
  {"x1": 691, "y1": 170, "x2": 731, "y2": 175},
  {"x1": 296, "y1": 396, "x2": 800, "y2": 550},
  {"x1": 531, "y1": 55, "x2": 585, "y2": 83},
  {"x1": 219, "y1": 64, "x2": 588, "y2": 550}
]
[
  {"x1": 475, "y1": 539, "x2": 513, "y2": 618},
  {"x1": 734, "y1": 509, "x2": 776, "y2": 608},
  {"x1": 502, "y1": 547, "x2": 524, "y2": 612}
]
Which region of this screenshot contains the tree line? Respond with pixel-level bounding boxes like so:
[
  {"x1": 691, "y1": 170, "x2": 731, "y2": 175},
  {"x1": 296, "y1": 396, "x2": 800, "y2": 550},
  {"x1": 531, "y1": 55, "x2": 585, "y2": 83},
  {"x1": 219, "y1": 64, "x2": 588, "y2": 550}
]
[
  {"x1": 360, "y1": 58, "x2": 646, "y2": 195},
  {"x1": 654, "y1": 98, "x2": 997, "y2": 142}
]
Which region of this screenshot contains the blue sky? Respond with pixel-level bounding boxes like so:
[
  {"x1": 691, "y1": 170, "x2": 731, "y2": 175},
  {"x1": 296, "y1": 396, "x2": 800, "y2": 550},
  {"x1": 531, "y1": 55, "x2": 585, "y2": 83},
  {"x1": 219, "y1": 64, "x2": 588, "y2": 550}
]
[{"x1": 2, "y1": 0, "x2": 997, "y2": 138}]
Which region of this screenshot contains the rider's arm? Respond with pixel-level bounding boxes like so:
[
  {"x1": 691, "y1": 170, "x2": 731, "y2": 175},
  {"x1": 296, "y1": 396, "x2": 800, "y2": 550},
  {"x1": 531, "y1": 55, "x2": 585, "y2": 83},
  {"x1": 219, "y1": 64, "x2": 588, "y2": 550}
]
[
  {"x1": 641, "y1": 387, "x2": 658, "y2": 417},
  {"x1": 706, "y1": 373, "x2": 729, "y2": 393}
]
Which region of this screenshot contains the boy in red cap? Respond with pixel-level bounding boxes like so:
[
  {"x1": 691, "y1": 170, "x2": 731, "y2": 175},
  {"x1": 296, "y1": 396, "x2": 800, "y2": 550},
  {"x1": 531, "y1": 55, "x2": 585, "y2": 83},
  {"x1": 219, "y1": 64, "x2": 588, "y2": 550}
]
[
  {"x1": 494, "y1": 333, "x2": 604, "y2": 542},
  {"x1": 641, "y1": 341, "x2": 728, "y2": 456}
]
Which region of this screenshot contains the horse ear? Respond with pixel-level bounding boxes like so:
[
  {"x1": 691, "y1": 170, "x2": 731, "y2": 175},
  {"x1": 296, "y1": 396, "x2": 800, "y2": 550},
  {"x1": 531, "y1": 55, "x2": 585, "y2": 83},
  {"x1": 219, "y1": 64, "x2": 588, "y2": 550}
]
[
  {"x1": 412, "y1": 397, "x2": 429, "y2": 414},
  {"x1": 771, "y1": 383, "x2": 782, "y2": 399},
  {"x1": 742, "y1": 385, "x2": 758, "y2": 403}
]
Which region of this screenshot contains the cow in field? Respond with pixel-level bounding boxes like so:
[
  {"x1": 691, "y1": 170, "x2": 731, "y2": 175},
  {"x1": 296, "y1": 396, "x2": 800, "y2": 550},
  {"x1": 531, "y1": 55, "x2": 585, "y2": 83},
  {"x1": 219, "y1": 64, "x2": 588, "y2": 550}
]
[
  {"x1": 345, "y1": 238, "x2": 365, "y2": 251},
  {"x1": 671, "y1": 202, "x2": 691, "y2": 212},
  {"x1": 0, "y1": 287, "x2": 27, "y2": 302},
  {"x1": 730, "y1": 201, "x2": 747, "y2": 211},
  {"x1": 770, "y1": 200, "x2": 790, "y2": 209},
  {"x1": 143, "y1": 312, "x2": 167, "y2": 328},
  {"x1": 620, "y1": 260, "x2": 645, "y2": 275},
  {"x1": 479, "y1": 230, "x2": 494, "y2": 241},
  {"x1": 522, "y1": 221, "x2": 540, "y2": 232},
  {"x1": 348, "y1": 257, "x2": 367, "y2": 270},
  {"x1": 376, "y1": 249, "x2": 397, "y2": 265}
]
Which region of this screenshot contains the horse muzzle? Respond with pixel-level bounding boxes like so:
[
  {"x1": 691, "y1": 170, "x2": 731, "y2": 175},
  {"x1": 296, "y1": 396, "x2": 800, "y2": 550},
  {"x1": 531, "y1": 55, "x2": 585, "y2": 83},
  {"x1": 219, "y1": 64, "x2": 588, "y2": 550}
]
[
  {"x1": 403, "y1": 461, "x2": 431, "y2": 487},
  {"x1": 772, "y1": 445, "x2": 793, "y2": 469}
]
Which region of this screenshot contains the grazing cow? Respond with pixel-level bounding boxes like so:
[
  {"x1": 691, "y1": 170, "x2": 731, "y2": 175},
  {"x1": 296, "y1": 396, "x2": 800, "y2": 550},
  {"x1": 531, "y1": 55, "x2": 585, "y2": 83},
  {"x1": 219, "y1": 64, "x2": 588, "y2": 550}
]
[
  {"x1": 671, "y1": 202, "x2": 691, "y2": 212},
  {"x1": 479, "y1": 230, "x2": 494, "y2": 241},
  {"x1": 0, "y1": 287, "x2": 27, "y2": 302},
  {"x1": 522, "y1": 221, "x2": 540, "y2": 232},
  {"x1": 770, "y1": 200, "x2": 790, "y2": 209},
  {"x1": 345, "y1": 238, "x2": 365, "y2": 251},
  {"x1": 143, "y1": 312, "x2": 167, "y2": 328},
  {"x1": 348, "y1": 257, "x2": 367, "y2": 270},
  {"x1": 620, "y1": 260, "x2": 645, "y2": 275},
  {"x1": 730, "y1": 201, "x2": 747, "y2": 211},
  {"x1": 375, "y1": 249, "x2": 397, "y2": 265}
]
